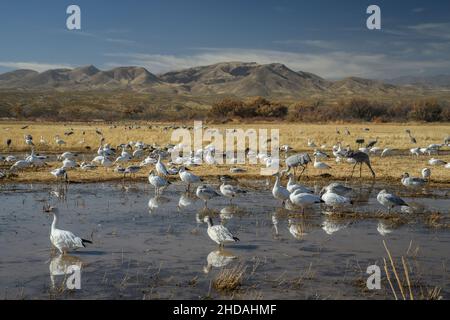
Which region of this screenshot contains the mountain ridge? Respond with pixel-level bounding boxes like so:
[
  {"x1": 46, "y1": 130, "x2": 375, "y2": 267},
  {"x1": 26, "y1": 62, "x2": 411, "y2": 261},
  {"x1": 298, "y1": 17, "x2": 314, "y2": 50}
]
[{"x1": 0, "y1": 62, "x2": 440, "y2": 98}]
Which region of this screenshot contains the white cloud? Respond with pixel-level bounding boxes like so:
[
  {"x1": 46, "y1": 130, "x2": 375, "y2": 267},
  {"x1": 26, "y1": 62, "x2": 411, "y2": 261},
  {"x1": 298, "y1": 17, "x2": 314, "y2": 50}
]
[
  {"x1": 407, "y1": 23, "x2": 450, "y2": 39},
  {"x1": 105, "y1": 48, "x2": 450, "y2": 79},
  {"x1": 274, "y1": 39, "x2": 337, "y2": 49},
  {"x1": 0, "y1": 61, "x2": 72, "y2": 72}
]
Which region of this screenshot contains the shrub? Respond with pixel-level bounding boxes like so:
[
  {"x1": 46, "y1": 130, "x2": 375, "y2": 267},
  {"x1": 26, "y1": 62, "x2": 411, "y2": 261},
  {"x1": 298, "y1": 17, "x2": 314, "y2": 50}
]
[{"x1": 408, "y1": 100, "x2": 442, "y2": 122}]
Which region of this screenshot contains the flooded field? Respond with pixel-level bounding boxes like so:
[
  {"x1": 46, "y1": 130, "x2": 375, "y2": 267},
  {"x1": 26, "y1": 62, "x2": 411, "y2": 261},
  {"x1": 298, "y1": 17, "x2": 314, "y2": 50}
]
[{"x1": 1, "y1": 180, "x2": 449, "y2": 300}]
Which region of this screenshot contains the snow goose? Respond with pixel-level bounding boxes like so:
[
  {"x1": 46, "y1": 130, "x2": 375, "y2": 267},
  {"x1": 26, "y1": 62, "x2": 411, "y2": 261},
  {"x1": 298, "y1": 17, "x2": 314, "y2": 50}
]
[
  {"x1": 50, "y1": 167, "x2": 68, "y2": 182},
  {"x1": 401, "y1": 172, "x2": 426, "y2": 188},
  {"x1": 320, "y1": 182, "x2": 352, "y2": 196},
  {"x1": 421, "y1": 168, "x2": 431, "y2": 181},
  {"x1": 148, "y1": 170, "x2": 171, "y2": 195},
  {"x1": 203, "y1": 216, "x2": 239, "y2": 248},
  {"x1": 196, "y1": 185, "x2": 221, "y2": 207},
  {"x1": 179, "y1": 166, "x2": 201, "y2": 191},
  {"x1": 156, "y1": 154, "x2": 169, "y2": 176},
  {"x1": 314, "y1": 157, "x2": 331, "y2": 170},
  {"x1": 429, "y1": 158, "x2": 447, "y2": 166},
  {"x1": 377, "y1": 190, "x2": 408, "y2": 214},
  {"x1": 219, "y1": 182, "x2": 246, "y2": 203},
  {"x1": 46, "y1": 207, "x2": 92, "y2": 254},
  {"x1": 321, "y1": 191, "x2": 353, "y2": 210},
  {"x1": 286, "y1": 173, "x2": 313, "y2": 194},
  {"x1": 272, "y1": 173, "x2": 290, "y2": 205},
  {"x1": 289, "y1": 190, "x2": 323, "y2": 213}
]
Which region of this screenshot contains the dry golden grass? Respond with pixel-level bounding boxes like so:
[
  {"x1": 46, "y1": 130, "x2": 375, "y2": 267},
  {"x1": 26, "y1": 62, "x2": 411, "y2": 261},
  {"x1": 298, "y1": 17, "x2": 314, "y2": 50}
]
[
  {"x1": 0, "y1": 121, "x2": 449, "y2": 184},
  {"x1": 213, "y1": 264, "x2": 247, "y2": 293}
]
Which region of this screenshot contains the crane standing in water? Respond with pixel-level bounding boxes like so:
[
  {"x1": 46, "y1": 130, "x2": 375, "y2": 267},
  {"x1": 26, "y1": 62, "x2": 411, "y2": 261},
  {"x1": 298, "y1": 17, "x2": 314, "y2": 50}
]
[{"x1": 345, "y1": 150, "x2": 376, "y2": 178}]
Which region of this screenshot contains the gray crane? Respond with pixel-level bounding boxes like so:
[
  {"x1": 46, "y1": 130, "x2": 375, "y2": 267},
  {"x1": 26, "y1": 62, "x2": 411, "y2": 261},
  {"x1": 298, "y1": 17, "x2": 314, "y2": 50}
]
[
  {"x1": 285, "y1": 153, "x2": 311, "y2": 179},
  {"x1": 345, "y1": 150, "x2": 376, "y2": 178},
  {"x1": 405, "y1": 129, "x2": 417, "y2": 144}
]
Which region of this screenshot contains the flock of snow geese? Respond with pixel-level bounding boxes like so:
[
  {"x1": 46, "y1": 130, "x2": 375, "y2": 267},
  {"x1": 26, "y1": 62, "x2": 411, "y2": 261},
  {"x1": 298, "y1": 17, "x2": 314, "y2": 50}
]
[{"x1": 1, "y1": 128, "x2": 449, "y2": 255}]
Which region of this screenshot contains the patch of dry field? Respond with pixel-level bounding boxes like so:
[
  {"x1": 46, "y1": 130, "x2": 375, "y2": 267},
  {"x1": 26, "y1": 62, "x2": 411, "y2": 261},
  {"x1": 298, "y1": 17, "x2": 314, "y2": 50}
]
[{"x1": 0, "y1": 121, "x2": 449, "y2": 184}]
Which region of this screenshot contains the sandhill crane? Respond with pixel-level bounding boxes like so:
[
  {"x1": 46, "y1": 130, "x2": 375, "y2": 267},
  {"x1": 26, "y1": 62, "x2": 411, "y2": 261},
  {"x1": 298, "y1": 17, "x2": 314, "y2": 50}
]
[
  {"x1": 285, "y1": 153, "x2": 311, "y2": 178},
  {"x1": 406, "y1": 129, "x2": 417, "y2": 144},
  {"x1": 355, "y1": 138, "x2": 365, "y2": 147},
  {"x1": 366, "y1": 138, "x2": 378, "y2": 148},
  {"x1": 345, "y1": 150, "x2": 376, "y2": 178}
]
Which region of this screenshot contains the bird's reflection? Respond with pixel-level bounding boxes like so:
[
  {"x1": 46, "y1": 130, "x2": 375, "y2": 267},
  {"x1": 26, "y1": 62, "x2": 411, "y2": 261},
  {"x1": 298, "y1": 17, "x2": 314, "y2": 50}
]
[
  {"x1": 272, "y1": 213, "x2": 279, "y2": 237},
  {"x1": 50, "y1": 184, "x2": 68, "y2": 202},
  {"x1": 203, "y1": 250, "x2": 237, "y2": 273},
  {"x1": 177, "y1": 192, "x2": 198, "y2": 211},
  {"x1": 283, "y1": 199, "x2": 296, "y2": 212},
  {"x1": 49, "y1": 254, "x2": 83, "y2": 289},
  {"x1": 322, "y1": 217, "x2": 347, "y2": 235},
  {"x1": 148, "y1": 195, "x2": 170, "y2": 213},
  {"x1": 288, "y1": 218, "x2": 309, "y2": 239},
  {"x1": 219, "y1": 205, "x2": 240, "y2": 222},
  {"x1": 377, "y1": 221, "x2": 395, "y2": 236}
]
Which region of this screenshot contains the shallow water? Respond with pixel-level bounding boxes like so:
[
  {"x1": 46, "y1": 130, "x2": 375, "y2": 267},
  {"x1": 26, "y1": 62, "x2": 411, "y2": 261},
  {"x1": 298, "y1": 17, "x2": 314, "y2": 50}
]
[{"x1": 0, "y1": 180, "x2": 449, "y2": 300}]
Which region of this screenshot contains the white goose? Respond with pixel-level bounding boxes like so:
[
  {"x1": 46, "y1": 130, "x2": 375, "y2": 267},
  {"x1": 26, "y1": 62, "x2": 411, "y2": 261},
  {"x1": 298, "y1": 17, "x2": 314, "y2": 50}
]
[
  {"x1": 314, "y1": 157, "x2": 331, "y2": 170},
  {"x1": 421, "y1": 168, "x2": 431, "y2": 181},
  {"x1": 377, "y1": 190, "x2": 408, "y2": 213},
  {"x1": 148, "y1": 170, "x2": 171, "y2": 195},
  {"x1": 272, "y1": 173, "x2": 290, "y2": 204},
  {"x1": 156, "y1": 154, "x2": 169, "y2": 176},
  {"x1": 203, "y1": 216, "x2": 239, "y2": 248},
  {"x1": 196, "y1": 185, "x2": 221, "y2": 207},
  {"x1": 219, "y1": 182, "x2": 246, "y2": 203},
  {"x1": 401, "y1": 172, "x2": 426, "y2": 188},
  {"x1": 289, "y1": 190, "x2": 323, "y2": 213},
  {"x1": 47, "y1": 207, "x2": 92, "y2": 254},
  {"x1": 286, "y1": 173, "x2": 313, "y2": 194},
  {"x1": 50, "y1": 167, "x2": 68, "y2": 182},
  {"x1": 179, "y1": 166, "x2": 201, "y2": 191},
  {"x1": 429, "y1": 158, "x2": 447, "y2": 166},
  {"x1": 321, "y1": 191, "x2": 353, "y2": 210},
  {"x1": 55, "y1": 136, "x2": 66, "y2": 147}
]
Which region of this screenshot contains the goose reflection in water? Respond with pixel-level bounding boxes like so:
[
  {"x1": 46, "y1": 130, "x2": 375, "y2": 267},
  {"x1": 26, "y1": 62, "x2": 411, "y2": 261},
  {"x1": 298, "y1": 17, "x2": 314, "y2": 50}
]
[
  {"x1": 148, "y1": 195, "x2": 170, "y2": 213},
  {"x1": 377, "y1": 221, "x2": 397, "y2": 236},
  {"x1": 321, "y1": 217, "x2": 348, "y2": 235},
  {"x1": 177, "y1": 192, "x2": 198, "y2": 211},
  {"x1": 288, "y1": 218, "x2": 309, "y2": 239},
  {"x1": 203, "y1": 250, "x2": 237, "y2": 274},
  {"x1": 219, "y1": 205, "x2": 240, "y2": 222},
  {"x1": 49, "y1": 254, "x2": 83, "y2": 289}
]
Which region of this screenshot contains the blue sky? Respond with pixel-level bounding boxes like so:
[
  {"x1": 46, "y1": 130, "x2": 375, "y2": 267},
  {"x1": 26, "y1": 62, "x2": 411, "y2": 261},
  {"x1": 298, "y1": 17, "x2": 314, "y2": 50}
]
[{"x1": 0, "y1": 0, "x2": 449, "y2": 78}]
